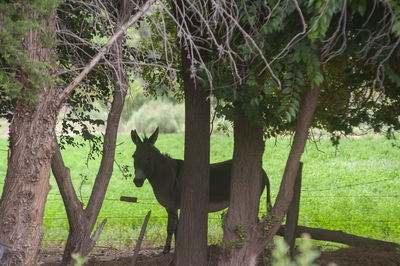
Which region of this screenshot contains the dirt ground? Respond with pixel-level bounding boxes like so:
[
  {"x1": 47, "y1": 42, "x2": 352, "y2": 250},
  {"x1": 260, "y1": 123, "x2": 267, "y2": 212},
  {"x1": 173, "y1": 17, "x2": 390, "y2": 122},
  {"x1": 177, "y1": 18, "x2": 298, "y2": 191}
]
[{"x1": 38, "y1": 245, "x2": 400, "y2": 266}]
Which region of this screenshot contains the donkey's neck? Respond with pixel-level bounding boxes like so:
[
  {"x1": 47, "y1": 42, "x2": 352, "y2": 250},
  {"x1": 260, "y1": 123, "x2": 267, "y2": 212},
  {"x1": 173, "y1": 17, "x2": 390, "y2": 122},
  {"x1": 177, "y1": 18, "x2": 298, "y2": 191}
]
[{"x1": 147, "y1": 150, "x2": 179, "y2": 193}]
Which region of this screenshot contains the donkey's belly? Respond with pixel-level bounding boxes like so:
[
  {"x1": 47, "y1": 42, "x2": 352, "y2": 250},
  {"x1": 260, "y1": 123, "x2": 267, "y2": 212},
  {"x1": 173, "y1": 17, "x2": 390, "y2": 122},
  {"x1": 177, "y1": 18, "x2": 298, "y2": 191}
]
[
  {"x1": 154, "y1": 190, "x2": 179, "y2": 210},
  {"x1": 208, "y1": 200, "x2": 229, "y2": 212}
]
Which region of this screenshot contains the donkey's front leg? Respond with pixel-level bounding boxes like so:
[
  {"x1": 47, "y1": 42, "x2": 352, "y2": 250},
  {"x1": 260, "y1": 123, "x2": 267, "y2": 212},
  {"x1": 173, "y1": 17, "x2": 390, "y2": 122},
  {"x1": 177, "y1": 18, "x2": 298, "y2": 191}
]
[{"x1": 163, "y1": 208, "x2": 178, "y2": 254}]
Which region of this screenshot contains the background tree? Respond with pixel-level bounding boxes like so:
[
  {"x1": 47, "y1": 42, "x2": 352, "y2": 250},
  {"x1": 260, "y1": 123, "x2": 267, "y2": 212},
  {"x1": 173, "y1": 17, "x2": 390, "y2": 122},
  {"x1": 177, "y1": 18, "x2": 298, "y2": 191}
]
[
  {"x1": 51, "y1": 1, "x2": 139, "y2": 264},
  {"x1": 0, "y1": 0, "x2": 155, "y2": 264}
]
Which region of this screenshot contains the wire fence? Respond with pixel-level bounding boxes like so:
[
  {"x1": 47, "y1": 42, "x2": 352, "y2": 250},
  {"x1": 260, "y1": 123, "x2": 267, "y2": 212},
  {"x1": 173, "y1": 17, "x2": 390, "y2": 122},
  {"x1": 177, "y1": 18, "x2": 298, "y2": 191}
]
[{"x1": 2, "y1": 177, "x2": 400, "y2": 248}]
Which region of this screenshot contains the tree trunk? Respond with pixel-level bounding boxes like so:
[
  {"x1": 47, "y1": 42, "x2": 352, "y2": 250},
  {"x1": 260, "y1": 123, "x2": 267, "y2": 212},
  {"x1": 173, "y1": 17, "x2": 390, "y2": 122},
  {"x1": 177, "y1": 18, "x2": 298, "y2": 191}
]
[
  {"x1": 173, "y1": 1, "x2": 211, "y2": 265},
  {"x1": 219, "y1": 118, "x2": 265, "y2": 266},
  {"x1": 0, "y1": 10, "x2": 58, "y2": 266},
  {"x1": 51, "y1": 1, "x2": 132, "y2": 264},
  {"x1": 219, "y1": 73, "x2": 322, "y2": 265},
  {"x1": 51, "y1": 141, "x2": 108, "y2": 265},
  {"x1": 174, "y1": 61, "x2": 210, "y2": 266}
]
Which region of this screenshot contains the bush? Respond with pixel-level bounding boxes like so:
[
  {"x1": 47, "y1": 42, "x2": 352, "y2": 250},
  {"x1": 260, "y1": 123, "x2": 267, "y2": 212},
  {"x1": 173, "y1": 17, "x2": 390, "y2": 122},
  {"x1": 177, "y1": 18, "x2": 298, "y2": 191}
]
[
  {"x1": 130, "y1": 99, "x2": 184, "y2": 134},
  {"x1": 272, "y1": 234, "x2": 321, "y2": 266}
]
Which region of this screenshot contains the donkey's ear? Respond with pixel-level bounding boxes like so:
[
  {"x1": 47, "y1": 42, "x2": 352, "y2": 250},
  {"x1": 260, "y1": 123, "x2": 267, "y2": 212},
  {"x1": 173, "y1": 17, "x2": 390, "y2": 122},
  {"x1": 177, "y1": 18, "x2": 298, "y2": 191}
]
[
  {"x1": 131, "y1": 130, "x2": 142, "y2": 145},
  {"x1": 148, "y1": 127, "x2": 159, "y2": 144}
]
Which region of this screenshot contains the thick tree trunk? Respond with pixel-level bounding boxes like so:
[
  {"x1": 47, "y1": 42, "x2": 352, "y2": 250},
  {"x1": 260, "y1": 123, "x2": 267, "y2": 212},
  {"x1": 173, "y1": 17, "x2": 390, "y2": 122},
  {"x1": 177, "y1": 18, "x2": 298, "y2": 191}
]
[
  {"x1": 0, "y1": 103, "x2": 57, "y2": 266},
  {"x1": 219, "y1": 118, "x2": 265, "y2": 266},
  {"x1": 219, "y1": 77, "x2": 322, "y2": 265},
  {"x1": 51, "y1": 1, "x2": 132, "y2": 264},
  {"x1": 174, "y1": 59, "x2": 211, "y2": 266},
  {"x1": 172, "y1": 1, "x2": 211, "y2": 265},
  {"x1": 0, "y1": 10, "x2": 58, "y2": 266}
]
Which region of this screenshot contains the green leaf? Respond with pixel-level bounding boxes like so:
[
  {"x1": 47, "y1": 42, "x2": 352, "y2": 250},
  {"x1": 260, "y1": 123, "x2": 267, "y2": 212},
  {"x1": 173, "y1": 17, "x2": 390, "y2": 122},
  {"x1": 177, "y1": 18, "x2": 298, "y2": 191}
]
[
  {"x1": 392, "y1": 21, "x2": 400, "y2": 37},
  {"x1": 284, "y1": 72, "x2": 293, "y2": 80},
  {"x1": 289, "y1": 107, "x2": 296, "y2": 118},
  {"x1": 282, "y1": 87, "x2": 292, "y2": 94},
  {"x1": 357, "y1": 0, "x2": 367, "y2": 16},
  {"x1": 263, "y1": 86, "x2": 272, "y2": 94},
  {"x1": 312, "y1": 71, "x2": 324, "y2": 86}
]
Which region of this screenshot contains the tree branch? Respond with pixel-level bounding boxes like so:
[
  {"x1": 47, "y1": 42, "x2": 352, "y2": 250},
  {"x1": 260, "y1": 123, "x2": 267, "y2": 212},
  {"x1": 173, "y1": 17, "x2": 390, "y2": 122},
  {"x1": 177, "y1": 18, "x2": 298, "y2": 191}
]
[
  {"x1": 51, "y1": 135, "x2": 83, "y2": 219},
  {"x1": 56, "y1": 0, "x2": 156, "y2": 107},
  {"x1": 277, "y1": 225, "x2": 400, "y2": 250},
  {"x1": 254, "y1": 52, "x2": 323, "y2": 254}
]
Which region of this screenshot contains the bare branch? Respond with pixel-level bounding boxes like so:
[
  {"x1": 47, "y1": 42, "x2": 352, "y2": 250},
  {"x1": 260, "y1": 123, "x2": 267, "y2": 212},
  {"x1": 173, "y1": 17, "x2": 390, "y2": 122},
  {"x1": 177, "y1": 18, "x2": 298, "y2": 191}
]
[
  {"x1": 321, "y1": 0, "x2": 347, "y2": 64},
  {"x1": 56, "y1": 0, "x2": 156, "y2": 107}
]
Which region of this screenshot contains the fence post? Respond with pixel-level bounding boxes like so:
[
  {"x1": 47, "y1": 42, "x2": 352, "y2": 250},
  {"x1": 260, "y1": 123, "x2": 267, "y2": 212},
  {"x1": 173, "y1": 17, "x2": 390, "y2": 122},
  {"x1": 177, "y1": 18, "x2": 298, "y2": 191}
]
[
  {"x1": 284, "y1": 161, "x2": 303, "y2": 258},
  {"x1": 132, "y1": 210, "x2": 151, "y2": 266}
]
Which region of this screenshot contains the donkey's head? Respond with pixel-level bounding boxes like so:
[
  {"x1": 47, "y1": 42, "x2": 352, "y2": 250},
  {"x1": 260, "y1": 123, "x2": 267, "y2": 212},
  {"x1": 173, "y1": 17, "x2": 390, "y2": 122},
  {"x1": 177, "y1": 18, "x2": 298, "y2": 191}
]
[{"x1": 131, "y1": 127, "x2": 159, "y2": 187}]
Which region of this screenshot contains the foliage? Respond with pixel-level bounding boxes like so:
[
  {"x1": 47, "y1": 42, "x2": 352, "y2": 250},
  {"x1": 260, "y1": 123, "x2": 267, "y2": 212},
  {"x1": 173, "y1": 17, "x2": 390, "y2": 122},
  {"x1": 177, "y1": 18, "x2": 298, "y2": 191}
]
[
  {"x1": 38, "y1": 0, "x2": 400, "y2": 156},
  {"x1": 162, "y1": 0, "x2": 400, "y2": 141},
  {"x1": 55, "y1": 1, "x2": 118, "y2": 152},
  {"x1": 271, "y1": 235, "x2": 320, "y2": 266},
  {"x1": 125, "y1": 0, "x2": 182, "y2": 100},
  {"x1": 193, "y1": 0, "x2": 324, "y2": 133},
  {"x1": 71, "y1": 253, "x2": 88, "y2": 266},
  {"x1": 310, "y1": 1, "x2": 400, "y2": 141},
  {"x1": 55, "y1": 0, "x2": 182, "y2": 154},
  {"x1": 0, "y1": 0, "x2": 59, "y2": 117},
  {"x1": 58, "y1": 92, "x2": 104, "y2": 156},
  {"x1": 223, "y1": 223, "x2": 248, "y2": 255}
]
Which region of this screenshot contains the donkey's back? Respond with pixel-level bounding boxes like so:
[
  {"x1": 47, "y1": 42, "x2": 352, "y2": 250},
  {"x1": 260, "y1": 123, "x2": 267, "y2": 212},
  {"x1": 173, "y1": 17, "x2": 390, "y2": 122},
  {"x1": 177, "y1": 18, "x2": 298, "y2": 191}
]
[{"x1": 175, "y1": 159, "x2": 270, "y2": 212}]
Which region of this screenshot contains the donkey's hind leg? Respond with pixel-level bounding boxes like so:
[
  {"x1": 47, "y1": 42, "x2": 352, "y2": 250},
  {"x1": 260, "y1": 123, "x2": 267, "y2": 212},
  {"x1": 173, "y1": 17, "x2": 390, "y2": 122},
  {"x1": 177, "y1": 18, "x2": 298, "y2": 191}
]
[{"x1": 163, "y1": 208, "x2": 178, "y2": 254}]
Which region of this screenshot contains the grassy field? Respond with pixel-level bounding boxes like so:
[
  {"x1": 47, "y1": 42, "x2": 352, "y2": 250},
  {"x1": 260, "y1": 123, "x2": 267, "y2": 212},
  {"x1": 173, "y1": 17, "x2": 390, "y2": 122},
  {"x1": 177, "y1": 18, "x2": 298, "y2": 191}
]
[{"x1": 0, "y1": 133, "x2": 399, "y2": 250}]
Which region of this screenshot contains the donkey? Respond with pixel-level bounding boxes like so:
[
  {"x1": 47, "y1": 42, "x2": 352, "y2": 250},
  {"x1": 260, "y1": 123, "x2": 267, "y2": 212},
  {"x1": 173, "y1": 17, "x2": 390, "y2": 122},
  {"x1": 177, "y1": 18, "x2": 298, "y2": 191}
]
[{"x1": 130, "y1": 128, "x2": 272, "y2": 254}]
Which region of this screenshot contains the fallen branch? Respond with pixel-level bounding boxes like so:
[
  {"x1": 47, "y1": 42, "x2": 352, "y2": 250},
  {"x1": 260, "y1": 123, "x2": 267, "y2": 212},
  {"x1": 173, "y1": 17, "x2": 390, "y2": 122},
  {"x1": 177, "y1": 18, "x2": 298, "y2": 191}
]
[{"x1": 277, "y1": 225, "x2": 400, "y2": 250}]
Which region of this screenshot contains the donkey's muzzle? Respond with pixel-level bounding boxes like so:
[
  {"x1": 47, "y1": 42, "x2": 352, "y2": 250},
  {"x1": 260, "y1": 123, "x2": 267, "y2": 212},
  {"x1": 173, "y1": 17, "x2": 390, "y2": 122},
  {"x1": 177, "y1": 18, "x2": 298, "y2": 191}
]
[
  {"x1": 134, "y1": 178, "x2": 144, "y2": 187},
  {"x1": 133, "y1": 169, "x2": 145, "y2": 187}
]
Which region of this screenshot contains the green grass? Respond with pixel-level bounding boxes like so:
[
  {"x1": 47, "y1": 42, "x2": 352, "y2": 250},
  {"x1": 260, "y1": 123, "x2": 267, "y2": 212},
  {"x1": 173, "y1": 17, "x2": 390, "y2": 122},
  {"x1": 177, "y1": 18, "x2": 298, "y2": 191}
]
[{"x1": 0, "y1": 134, "x2": 399, "y2": 249}]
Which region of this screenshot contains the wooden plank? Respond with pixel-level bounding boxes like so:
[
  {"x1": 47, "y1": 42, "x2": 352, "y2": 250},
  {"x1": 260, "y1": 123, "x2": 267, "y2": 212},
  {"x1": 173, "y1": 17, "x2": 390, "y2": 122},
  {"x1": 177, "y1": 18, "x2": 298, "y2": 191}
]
[
  {"x1": 284, "y1": 162, "x2": 303, "y2": 257},
  {"x1": 120, "y1": 196, "x2": 138, "y2": 203}
]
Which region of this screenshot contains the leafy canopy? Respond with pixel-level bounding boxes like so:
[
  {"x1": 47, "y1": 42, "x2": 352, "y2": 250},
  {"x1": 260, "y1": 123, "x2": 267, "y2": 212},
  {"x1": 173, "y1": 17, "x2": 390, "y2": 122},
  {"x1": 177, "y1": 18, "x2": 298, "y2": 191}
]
[{"x1": 0, "y1": 0, "x2": 59, "y2": 110}]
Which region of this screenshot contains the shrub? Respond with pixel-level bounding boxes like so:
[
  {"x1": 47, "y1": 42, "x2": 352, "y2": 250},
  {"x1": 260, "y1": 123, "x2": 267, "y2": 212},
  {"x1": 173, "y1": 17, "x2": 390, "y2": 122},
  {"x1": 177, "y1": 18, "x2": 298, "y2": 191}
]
[{"x1": 131, "y1": 99, "x2": 184, "y2": 134}]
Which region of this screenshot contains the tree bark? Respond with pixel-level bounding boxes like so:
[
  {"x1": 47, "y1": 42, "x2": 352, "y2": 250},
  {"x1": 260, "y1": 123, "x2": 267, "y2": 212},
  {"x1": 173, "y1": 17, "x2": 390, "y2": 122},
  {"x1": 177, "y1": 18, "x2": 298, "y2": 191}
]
[
  {"x1": 0, "y1": 9, "x2": 58, "y2": 266},
  {"x1": 173, "y1": 1, "x2": 211, "y2": 265},
  {"x1": 284, "y1": 162, "x2": 303, "y2": 257},
  {"x1": 51, "y1": 1, "x2": 133, "y2": 264},
  {"x1": 219, "y1": 70, "x2": 322, "y2": 265},
  {"x1": 174, "y1": 57, "x2": 210, "y2": 266},
  {"x1": 219, "y1": 118, "x2": 265, "y2": 266}
]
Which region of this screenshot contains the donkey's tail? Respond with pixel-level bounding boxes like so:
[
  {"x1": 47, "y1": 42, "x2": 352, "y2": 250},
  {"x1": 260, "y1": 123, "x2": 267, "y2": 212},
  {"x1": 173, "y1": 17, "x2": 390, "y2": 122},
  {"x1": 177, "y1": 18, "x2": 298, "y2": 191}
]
[{"x1": 266, "y1": 174, "x2": 272, "y2": 212}]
